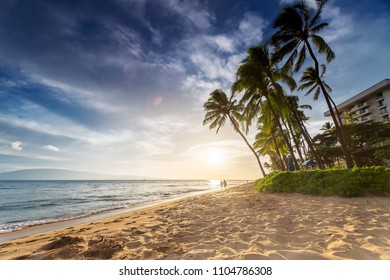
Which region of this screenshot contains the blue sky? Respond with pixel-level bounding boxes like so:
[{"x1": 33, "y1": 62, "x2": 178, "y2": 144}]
[{"x1": 0, "y1": 0, "x2": 389, "y2": 179}]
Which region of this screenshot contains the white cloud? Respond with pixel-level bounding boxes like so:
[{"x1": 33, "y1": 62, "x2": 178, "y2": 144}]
[
  {"x1": 321, "y1": 6, "x2": 354, "y2": 43},
  {"x1": 11, "y1": 141, "x2": 23, "y2": 151},
  {"x1": 43, "y1": 144, "x2": 60, "y2": 152},
  {"x1": 237, "y1": 12, "x2": 266, "y2": 46},
  {"x1": 134, "y1": 115, "x2": 188, "y2": 155},
  {"x1": 279, "y1": 0, "x2": 316, "y2": 7},
  {"x1": 179, "y1": 12, "x2": 266, "y2": 107},
  {"x1": 209, "y1": 35, "x2": 235, "y2": 53},
  {"x1": 162, "y1": 0, "x2": 214, "y2": 30},
  {"x1": 185, "y1": 140, "x2": 246, "y2": 159}
]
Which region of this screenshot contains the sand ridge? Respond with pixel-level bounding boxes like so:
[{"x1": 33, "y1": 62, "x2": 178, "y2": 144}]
[{"x1": 1, "y1": 183, "x2": 390, "y2": 260}]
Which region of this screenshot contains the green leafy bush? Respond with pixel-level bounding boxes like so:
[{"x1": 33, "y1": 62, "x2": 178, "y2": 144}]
[{"x1": 256, "y1": 166, "x2": 390, "y2": 197}]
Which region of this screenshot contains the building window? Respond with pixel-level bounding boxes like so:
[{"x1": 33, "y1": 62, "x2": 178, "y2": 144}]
[
  {"x1": 378, "y1": 100, "x2": 385, "y2": 107},
  {"x1": 380, "y1": 107, "x2": 388, "y2": 115},
  {"x1": 376, "y1": 92, "x2": 384, "y2": 100},
  {"x1": 357, "y1": 100, "x2": 367, "y2": 108}
]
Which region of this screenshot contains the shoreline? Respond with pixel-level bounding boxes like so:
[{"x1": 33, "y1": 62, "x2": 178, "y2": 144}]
[
  {"x1": 1, "y1": 182, "x2": 390, "y2": 260},
  {"x1": 0, "y1": 182, "x2": 239, "y2": 243}
]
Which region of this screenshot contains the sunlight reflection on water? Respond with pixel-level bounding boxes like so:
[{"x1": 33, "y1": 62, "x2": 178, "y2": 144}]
[{"x1": 208, "y1": 180, "x2": 221, "y2": 189}]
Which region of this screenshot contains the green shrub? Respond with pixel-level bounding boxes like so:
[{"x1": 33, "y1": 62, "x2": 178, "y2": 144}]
[{"x1": 256, "y1": 166, "x2": 389, "y2": 197}]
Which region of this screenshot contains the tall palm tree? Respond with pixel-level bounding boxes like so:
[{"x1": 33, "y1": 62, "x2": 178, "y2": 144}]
[
  {"x1": 203, "y1": 89, "x2": 266, "y2": 177},
  {"x1": 299, "y1": 65, "x2": 343, "y2": 125},
  {"x1": 271, "y1": 0, "x2": 354, "y2": 168},
  {"x1": 321, "y1": 121, "x2": 334, "y2": 134},
  {"x1": 232, "y1": 45, "x2": 300, "y2": 170},
  {"x1": 299, "y1": 65, "x2": 331, "y2": 101}
]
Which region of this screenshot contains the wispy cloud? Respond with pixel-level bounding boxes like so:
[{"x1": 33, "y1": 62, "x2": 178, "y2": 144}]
[{"x1": 43, "y1": 145, "x2": 60, "y2": 152}]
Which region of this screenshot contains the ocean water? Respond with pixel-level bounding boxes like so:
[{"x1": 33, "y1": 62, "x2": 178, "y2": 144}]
[{"x1": 0, "y1": 180, "x2": 246, "y2": 233}]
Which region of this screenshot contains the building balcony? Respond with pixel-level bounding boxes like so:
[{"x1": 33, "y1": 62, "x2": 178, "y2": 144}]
[
  {"x1": 380, "y1": 108, "x2": 389, "y2": 116},
  {"x1": 378, "y1": 103, "x2": 387, "y2": 109},
  {"x1": 356, "y1": 109, "x2": 371, "y2": 116},
  {"x1": 350, "y1": 102, "x2": 368, "y2": 112},
  {"x1": 376, "y1": 95, "x2": 384, "y2": 101},
  {"x1": 360, "y1": 115, "x2": 373, "y2": 123}
]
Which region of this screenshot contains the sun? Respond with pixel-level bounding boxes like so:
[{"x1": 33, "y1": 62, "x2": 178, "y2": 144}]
[{"x1": 207, "y1": 148, "x2": 224, "y2": 165}]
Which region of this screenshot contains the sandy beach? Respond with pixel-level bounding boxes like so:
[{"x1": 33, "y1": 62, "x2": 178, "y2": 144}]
[{"x1": 1, "y1": 182, "x2": 390, "y2": 260}]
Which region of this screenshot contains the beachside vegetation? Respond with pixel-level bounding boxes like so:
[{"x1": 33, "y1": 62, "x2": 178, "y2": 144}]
[
  {"x1": 256, "y1": 166, "x2": 390, "y2": 197},
  {"x1": 312, "y1": 121, "x2": 390, "y2": 167}
]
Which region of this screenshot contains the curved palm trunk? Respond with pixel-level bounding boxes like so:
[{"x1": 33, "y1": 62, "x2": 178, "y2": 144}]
[
  {"x1": 286, "y1": 119, "x2": 305, "y2": 162},
  {"x1": 305, "y1": 42, "x2": 354, "y2": 168},
  {"x1": 227, "y1": 115, "x2": 266, "y2": 177},
  {"x1": 271, "y1": 134, "x2": 287, "y2": 171},
  {"x1": 301, "y1": 140, "x2": 308, "y2": 157},
  {"x1": 264, "y1": 96, "x2": 300, "y2": 170},
  {"x1": 290, "y1": 109, "x2": 325, "y2": 169}
]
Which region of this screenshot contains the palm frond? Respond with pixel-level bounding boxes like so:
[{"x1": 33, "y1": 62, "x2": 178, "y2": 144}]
[
  {"x1": 274, "y1": 39, "x2": 300, "y2": 64},
  {"x1": 295, "y1": 45, "x2": 307, "y2": 72},
  {"x1": 311, "y1": 35, "x2": 335, "y2": 62},
  {"x1": 303, "y1": 84, "x2": 317, "y2": 96},
  {"x1": 299, "y1": 104, "x2": 312, "y2": 110},
  {"x1": 310, "y1": 0, "x2": 328, "y2": 27},
  {"x1": 323, "y1": 81, "x2": 332, "y2": 93},
  {"x1": 313, "y1": 87, "x2": 321, "y2": 100},
  {"x1": 310, "y1": 22, "x2": 329, "y2": 34}
]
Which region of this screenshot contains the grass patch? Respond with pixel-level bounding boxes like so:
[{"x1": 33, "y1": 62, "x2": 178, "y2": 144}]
[{"x1": 256, "y1": 166, "x2": 390, "y2": 197}]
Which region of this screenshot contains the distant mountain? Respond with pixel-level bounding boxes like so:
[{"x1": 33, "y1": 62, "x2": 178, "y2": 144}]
[{"x1": 0, "y1": 169, "x2": 159, "y2": 180}]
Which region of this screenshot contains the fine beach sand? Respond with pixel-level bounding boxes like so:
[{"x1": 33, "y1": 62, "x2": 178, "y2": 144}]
[{"x1": 1, "y1": 183, "x2": 390, "y2": 260}]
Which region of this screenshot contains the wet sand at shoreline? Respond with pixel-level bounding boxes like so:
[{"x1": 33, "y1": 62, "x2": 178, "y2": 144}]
[{"x1": 1, "y1": 183, "x2": 390, "y2": 260}]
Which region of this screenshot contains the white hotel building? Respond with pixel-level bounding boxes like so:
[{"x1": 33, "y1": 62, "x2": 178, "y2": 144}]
[{"x1": 324, "y1": 79, "x2": 390, "y2": 124}]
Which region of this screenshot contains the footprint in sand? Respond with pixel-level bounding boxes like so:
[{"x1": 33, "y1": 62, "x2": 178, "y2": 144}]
[
  {"x1": 39, "y1": 236, "x2": 84, "y2": 251},
  {"x1": 84, "y1": 237, "x2": 123, "y2": 259}
]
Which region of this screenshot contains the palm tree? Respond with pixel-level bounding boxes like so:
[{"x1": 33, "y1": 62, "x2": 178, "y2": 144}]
[
  {"x1": 299, "y1": 65, "x2": 331, "y2": 101},
  {"x1": 343, "y1": 111, "x2": 356, "y2": 124},
  {"x1": 298, "y1": 65, "x2": 343, "y2": 125},
  {"x1": 321, "y1": 121, "x2": 334, "y2": 134},
  {"x1": 271, "y1": 0, "x2": 354, "y2": 168},
  {"x1": 232, "y1": 45, "x2": 300, "y2": 170},
  {"x1": 203, "y1": 89, "x2": 266, "y2": 177}
]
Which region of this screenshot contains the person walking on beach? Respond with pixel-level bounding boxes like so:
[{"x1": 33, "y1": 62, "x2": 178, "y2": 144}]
[{"x1": 223, "y1": 179, "x2": 227, "y2": 189}]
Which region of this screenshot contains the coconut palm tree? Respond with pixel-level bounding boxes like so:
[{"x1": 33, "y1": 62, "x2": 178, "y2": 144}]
[
  {"x1": 299, "y1": 65, "x2": 331, "y2": 101},
  {"x1": 271, "y1": 0, "x2": 354, "y2": 168},
  {"x1": 232, "y1": 45, "x2": 300, "y2": 170},
  {"x1": 343, "y1": 111, "x2": 356, "y2": 124},
  {"x1": 321, "y1": 121, "x2": 334, "y2": 134},
  {"x1": 298, "y1": 65, "x2": 343, "y2": 125},
  {"x1": 203, "y1": 89, "x2": 266, "y2": 177}
]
